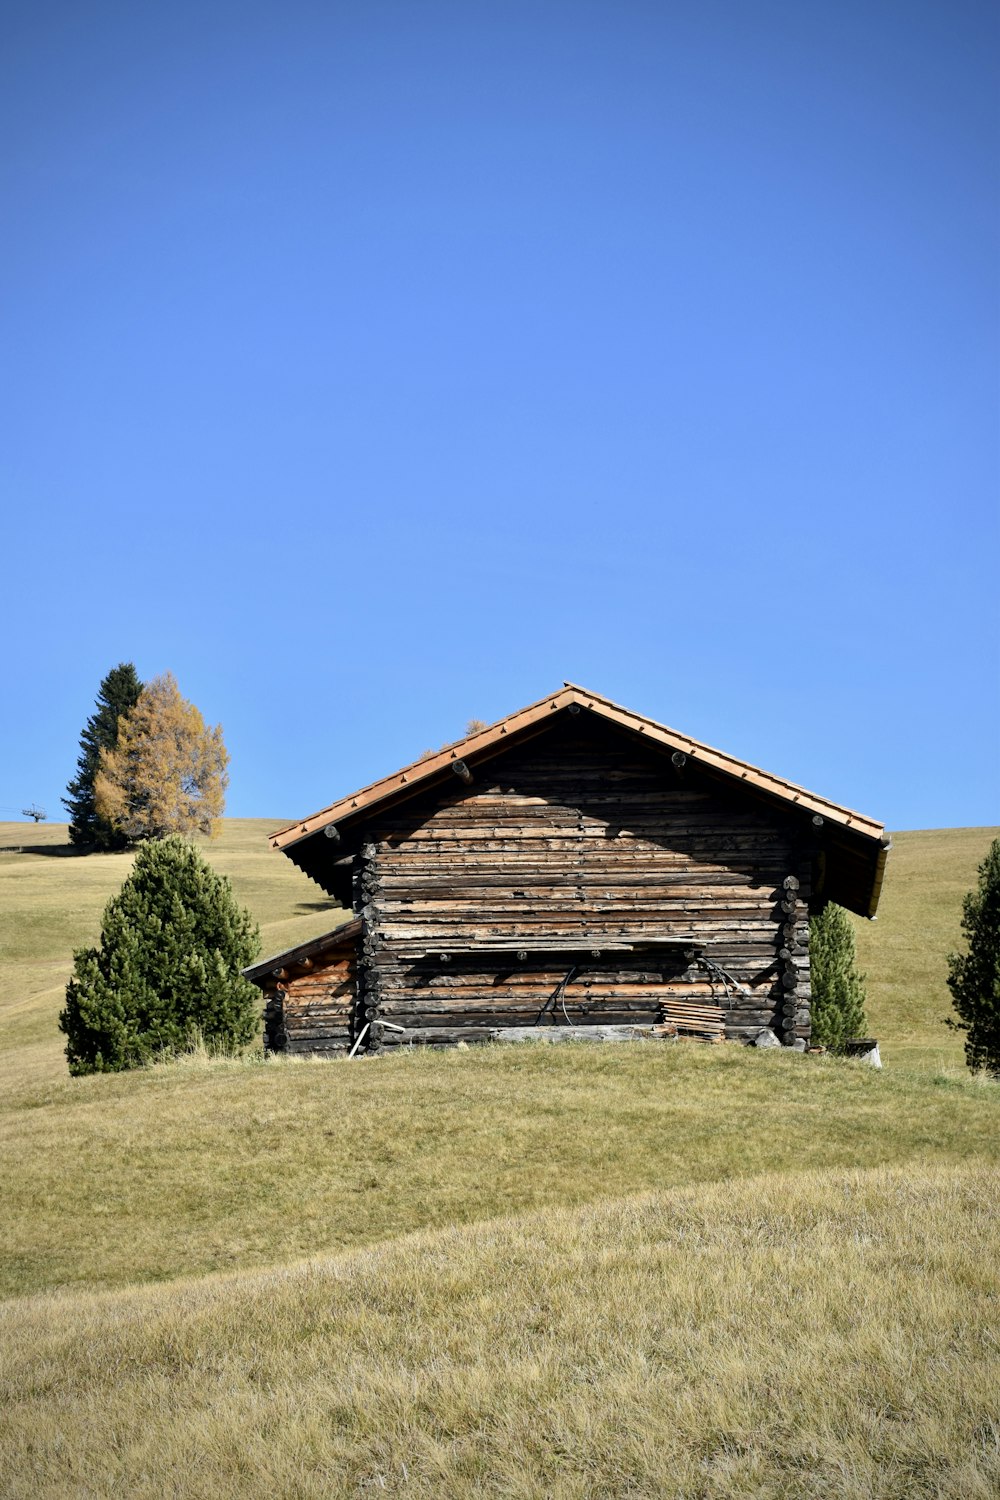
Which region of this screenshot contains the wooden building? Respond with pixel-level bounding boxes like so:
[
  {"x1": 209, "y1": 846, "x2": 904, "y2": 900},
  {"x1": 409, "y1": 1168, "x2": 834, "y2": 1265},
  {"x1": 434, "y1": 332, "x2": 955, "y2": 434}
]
[{"x1": 245, "y1": 685, "x2": 888, "y2": 1056}]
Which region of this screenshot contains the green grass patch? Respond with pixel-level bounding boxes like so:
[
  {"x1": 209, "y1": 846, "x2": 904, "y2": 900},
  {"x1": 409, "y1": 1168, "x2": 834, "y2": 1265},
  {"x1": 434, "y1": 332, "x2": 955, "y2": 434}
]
[
  {"x1": 852, "y1": 826, "x2": 999, "y2": 1066},
  {"x1": 2, "y1": 1040, "x2": 997, "y2": 1300}
]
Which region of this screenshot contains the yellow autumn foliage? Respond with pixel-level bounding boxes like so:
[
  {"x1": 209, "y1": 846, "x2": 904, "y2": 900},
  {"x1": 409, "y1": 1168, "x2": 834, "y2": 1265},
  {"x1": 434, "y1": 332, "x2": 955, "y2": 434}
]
[{"x1": 94, "y1": 671, "x2": 228, "y2": 841}]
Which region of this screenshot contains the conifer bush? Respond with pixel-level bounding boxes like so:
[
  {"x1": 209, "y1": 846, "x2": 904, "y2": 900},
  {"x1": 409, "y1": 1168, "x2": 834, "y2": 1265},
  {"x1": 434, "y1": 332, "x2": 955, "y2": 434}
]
[
  {"x1": 59, "y1": 836, "x2": 261, "y2": 1075},
  {"x1": 947, "y1": 837, "x2": 1000, "y2": 1075},
  {"x1": 62, "y1": 662, "x2": 143, "y2": 850},
  {"x1": 809, "y1": 901, "x2": 868, "y2": 1051}
]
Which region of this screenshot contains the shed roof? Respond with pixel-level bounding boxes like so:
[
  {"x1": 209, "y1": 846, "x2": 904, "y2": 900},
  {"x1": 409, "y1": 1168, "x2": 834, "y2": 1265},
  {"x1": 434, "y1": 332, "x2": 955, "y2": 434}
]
[
  {"x1": 244, "y1": 917, "x2": 360, "y2": 987},
  {"x1": 269, "y1": 683, "x2": 890, "y2": 917}
]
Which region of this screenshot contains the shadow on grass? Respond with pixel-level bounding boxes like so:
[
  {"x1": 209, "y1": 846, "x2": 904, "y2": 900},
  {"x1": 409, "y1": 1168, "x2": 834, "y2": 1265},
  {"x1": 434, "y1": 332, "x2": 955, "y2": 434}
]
[
  {"x1": 0, "y1": 843, "x2": 77, "y2": 857},
  {"x1": 0, "y1": 843, "x2": 137, "y2": 858}
]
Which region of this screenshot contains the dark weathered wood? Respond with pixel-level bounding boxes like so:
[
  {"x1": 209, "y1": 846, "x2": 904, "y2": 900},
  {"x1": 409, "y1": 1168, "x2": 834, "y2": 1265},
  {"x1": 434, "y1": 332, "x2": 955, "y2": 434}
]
[
  {"x1": 261, "y1": 720, "x2": 815, "y2": 1056},
  {"x1": 358, "y1": 843, "x2": 386, "y2": 1054},
  {"x1": 261, "y1": 932, "x2": 360, "y2": 1055}
]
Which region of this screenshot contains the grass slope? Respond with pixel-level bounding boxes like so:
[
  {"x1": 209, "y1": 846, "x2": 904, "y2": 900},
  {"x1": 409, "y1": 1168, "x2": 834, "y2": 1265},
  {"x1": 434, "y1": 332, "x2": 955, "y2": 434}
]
[
  {"x1": 3, "y1": 1164, "x2": 997, "y2": 1498},
  {"x1": 1, "y1": 819, "x2": 997, "y2": 1496},
  {"x1": 0, "y1": 819, "x2": 345, "y2": 1092},
  {"x1": 853, "y1": 827, "x2": 998, "y2": 1068},
  {"x1": 3, "y1": 1042, "x2": 999, "y2": 1300}
]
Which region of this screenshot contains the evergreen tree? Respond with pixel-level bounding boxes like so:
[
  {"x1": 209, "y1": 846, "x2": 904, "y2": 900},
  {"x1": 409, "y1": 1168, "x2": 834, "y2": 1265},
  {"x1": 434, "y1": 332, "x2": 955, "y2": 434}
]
[
  {"x1": 809, "y1": 901, "x2": 869, "y2": 1051},
  {"x1": 62, "y1": 663, "x2": 143, "y2": 850},
  {"x1": 94, "y1": 672, "x2": 229, "y2": 842},
  {"x1": 947, "y1": 838, "x2": 1000, "y2": 1075},
  {"x1": 59, "y1": 835, "x2": 261, "y2": 1075}
]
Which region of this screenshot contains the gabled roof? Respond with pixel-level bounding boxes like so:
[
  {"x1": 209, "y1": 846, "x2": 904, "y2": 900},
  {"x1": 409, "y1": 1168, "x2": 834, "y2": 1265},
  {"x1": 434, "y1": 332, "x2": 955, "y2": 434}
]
[
  {"x1": 272, "y1": 682, "x2": 885, "y2": 845},
  {"x1": 269, "y1": 683, "x2": 890, "y2": 916}
]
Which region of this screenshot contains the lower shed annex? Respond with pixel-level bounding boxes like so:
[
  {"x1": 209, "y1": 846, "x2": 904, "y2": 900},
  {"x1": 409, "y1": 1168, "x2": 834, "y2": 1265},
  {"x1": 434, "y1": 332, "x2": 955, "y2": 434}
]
[{"x1": 245, "y1": 684, "x2": 888, "y2": 1056}]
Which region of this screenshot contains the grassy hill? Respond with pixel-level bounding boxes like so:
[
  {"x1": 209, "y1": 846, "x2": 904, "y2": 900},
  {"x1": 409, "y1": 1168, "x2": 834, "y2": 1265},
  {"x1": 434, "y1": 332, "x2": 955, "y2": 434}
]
[
  {"x1": 0, "y1": 818, "x2": 345, "y2": 1094},
  {"x1": 1, "y1": 820, "x2": 997, "y2": 1496},
  {"x1": 4, "y1": 1162, "x2": 997, "y2": 1498},
  {"x1": 851, "y1": 827, "x2": 999, "y2": 1069},
  {"x1": 2, "y1": 819, "x2": 994, "y2": 1084}
]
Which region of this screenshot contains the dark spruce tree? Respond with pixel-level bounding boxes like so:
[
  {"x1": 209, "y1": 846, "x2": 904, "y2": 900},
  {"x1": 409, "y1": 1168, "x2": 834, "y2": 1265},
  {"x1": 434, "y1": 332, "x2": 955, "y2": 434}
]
[
  {"x1": 809, "y1": 901, "x2": 869, "y2": 1051},
  {"x1": 60, "y1": 835, "x2": 262, "y2": 1075},
  {"x1": 947, "y1": 838, "x2": 1000, "y2": 1076},
  {"x1": 63, "y1": 663, "x2": 143, "y2": 849}
]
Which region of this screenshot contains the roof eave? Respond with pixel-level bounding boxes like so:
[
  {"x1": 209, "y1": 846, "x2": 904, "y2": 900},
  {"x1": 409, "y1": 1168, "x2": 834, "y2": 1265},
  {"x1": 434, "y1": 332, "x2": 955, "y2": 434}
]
[
  {"x1": 243, "y1": 917, "x2": 361, "y2": 986},
  {"x1": 866, "y1": 837, "x2": 893, "y2": 919},
  {"x1": 270, "y1": 684, "x2": 885, "y2": 856}
]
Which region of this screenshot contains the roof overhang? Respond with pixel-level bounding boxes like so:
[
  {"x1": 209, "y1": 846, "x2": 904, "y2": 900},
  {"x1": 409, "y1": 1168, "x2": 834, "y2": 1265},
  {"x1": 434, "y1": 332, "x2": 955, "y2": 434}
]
[
  {"x1": 269, "y1": 684, "x2": 889, "y2": 918},
  {"x1": 243, "y1": 917, "x2": 361, "y2": 989}
]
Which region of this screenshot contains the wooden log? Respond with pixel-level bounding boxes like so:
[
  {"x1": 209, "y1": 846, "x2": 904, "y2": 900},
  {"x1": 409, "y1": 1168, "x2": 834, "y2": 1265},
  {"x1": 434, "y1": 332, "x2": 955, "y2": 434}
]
[{"x1": 285, "y1": 1039, "x2": 351, "y2": 1055}]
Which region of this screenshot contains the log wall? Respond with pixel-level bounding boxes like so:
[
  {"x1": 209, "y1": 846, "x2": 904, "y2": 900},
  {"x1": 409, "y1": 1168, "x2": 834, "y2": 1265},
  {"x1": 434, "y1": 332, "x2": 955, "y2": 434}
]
[
  {"x1": 264, "y1": 941, "x2": 359, "y2": 1056},
  {"x1": 354, "y1": 720, "x2": 813, "y2": 1051}
]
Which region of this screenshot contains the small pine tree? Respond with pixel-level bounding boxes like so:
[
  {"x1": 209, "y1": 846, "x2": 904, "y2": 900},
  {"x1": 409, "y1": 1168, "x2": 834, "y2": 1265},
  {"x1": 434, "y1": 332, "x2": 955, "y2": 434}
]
[
  {"x1": 809, "y1": 901, "x2": 869, "y2": 1051},
  {"x1": 59, "y1": 836, "x2": 261, "y2": 1075},
  {"x1": 947, "y1": 838, "x2": 1000, "y2": 1076},
  {"x1": 94, "y1": 672, "x2": 229, "y2": 842},
  {"x1": 63, "y1": 663, "x2": 143, "y2": 850}
]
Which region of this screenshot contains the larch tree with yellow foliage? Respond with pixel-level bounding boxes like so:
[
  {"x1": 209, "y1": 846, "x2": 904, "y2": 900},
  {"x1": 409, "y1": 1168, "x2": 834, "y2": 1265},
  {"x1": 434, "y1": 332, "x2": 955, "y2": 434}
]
[{"x1": 94, "y1": 672, "x2": 229, "y2": 842}]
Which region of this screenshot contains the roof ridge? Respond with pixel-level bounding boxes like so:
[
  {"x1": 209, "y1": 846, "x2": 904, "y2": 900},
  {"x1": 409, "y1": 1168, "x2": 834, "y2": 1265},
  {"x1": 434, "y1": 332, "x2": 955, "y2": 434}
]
[
  {"x1": 269, "y1": 684, "x2": 885, "y2": 851},
  {"x1": 556, "y1": 683, "x2": 880, "y2": 827}
]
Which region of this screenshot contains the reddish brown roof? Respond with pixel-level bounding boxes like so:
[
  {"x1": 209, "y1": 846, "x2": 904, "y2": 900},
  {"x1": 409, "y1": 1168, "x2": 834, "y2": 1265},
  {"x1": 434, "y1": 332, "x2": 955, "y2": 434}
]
[
  {"x1": 244, "y1": 917, "x2": 360, "y2": 986},
  {"x1": 271, "y1": 681, "x2": 886, "y2": 847},
  {"x1": 268, "y1": 683, "x2": 889, "y2": 917}
]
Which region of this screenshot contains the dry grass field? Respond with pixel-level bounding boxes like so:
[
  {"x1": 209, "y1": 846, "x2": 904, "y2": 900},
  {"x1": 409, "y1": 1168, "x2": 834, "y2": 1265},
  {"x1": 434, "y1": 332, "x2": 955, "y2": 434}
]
[
  {"x1": 4, "y1": 1038, "x2": 1000, "y2": 1301},
  {"x1": 0, "y1": 819, "x2": 997, "y2": 1497},
  {"x1": 3, "y1": 1164, "x2": 997, "y2": 1499}
]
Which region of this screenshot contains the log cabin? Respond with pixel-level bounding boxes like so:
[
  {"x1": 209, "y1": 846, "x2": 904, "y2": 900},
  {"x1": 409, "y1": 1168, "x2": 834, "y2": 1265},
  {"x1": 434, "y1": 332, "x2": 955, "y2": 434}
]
[{"x1": 245, "y1": 684, "x2": 888, "y2": 1056}]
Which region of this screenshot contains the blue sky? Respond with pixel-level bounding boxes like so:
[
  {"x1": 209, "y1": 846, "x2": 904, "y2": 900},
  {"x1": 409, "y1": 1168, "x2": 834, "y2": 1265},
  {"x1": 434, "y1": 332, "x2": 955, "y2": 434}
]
[{"x1": 2, "y1": 0, "x2": 997, "y2": 832}]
